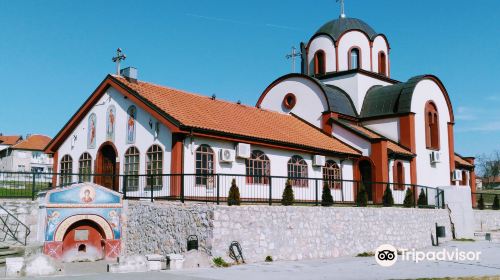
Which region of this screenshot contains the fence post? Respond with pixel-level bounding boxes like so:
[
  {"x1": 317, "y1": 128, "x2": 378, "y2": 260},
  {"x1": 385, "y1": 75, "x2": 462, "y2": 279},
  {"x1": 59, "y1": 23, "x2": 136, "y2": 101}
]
[
  {"x1": 216, "y1": 174, "x2": 220, "y2": 205},
  {"x1": 315, "y1": 179, "x2": 319, "y2": 206},
  {"x1": 123, "y1": 175, "x2": 127, "y2": 199},
  {"x1": 413, "y1": 185, "x2": 417, "y2": 208},
  {"x1": 441, "y1": 189, "x2": 445, "y2": 209},
  {"x1": 150, "y1": 175, "x2": 154, "y2": 202},
  {"x1": 268, "y1": 176, "x2": 272, "y2": 206},
  {"x1": 180, "y1": 174, "x2": 184, "y2": 203},
  {"x1": 31, "y1": 172, "x2": 36, "y2": 201}
]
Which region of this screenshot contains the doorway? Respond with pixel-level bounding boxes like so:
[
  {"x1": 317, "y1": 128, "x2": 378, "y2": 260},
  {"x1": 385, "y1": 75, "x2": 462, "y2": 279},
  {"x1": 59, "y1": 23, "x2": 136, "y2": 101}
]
[
  {"x1": 358, "y1": 159, "x2": 373, "y2": 201},
  {"x1": 62, "y1": 220, "x2": 105, "y2": 262},
  {"x1": 96, "y1": 143, "x2": 118, "y2": 191}
]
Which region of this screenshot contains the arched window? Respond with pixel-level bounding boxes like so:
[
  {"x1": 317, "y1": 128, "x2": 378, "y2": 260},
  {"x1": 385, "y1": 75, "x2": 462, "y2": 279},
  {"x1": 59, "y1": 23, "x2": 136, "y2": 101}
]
[
  {"x1": 392, "y1": 160, "x2": 405, "y2": 190},
  {"x1": 460, "y1": 170, "x2": 468, "y2": 186},
  {"x1": 195, "y1": 145, "x2": 215, "y2": 186},
  {"x1": 425, "y1": 102, "x2": 440, "y2": 150},
  {"x1": 378, "y1": 51, "x2": 387, "y2": 76},
  {"x1": 246, "y1": 150, "x2": 270, "y2": 184},
  {"x1": 349, "y1": 48, "x2": 360, "y2": 70},
  {"x1": 146, "y1": 145, "x2": 163, "y2": 189},
  {"x1": 323, "y1": 160, "x2": 342, "y2": 189},
  {"x1": 287, "y1": 155, "x2": 308, "y2": 187},
  {"x1": 314, "y1": 50, "x2": 326, "y2": 75},
  {"x1": 60, "y1": 155, "x2": 73, "y2": 186},
  {"x1": 124, "y1": 147, "x2": 140, "y2": 191},
  {"x1": 78, "y1": 153, "x2": 92, "y2": 183}
]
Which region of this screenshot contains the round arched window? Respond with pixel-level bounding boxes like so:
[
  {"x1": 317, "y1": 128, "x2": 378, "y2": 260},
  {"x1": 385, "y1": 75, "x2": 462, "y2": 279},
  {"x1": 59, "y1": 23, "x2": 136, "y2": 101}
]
[{"x1": 283, "y1": 93, "x2": 296, "y2": 109}]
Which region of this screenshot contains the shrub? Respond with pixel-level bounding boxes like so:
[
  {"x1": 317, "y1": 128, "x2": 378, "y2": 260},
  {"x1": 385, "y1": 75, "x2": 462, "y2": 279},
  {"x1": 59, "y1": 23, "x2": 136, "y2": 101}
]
[
  {"x1": 321, "y1": 182, "x2": 334, "y2": 207},
  {"x1": 478, "y1": 194, "x2": 485, "y2": 210},
  {"x1": 227, "y1": 178, "x2": 241, "y2": 206},
  {"x1": 382, "y1": 184, "x2": 394, "y2": 207},
  {"x1": 417, "y1": 189, "x2": 428, "y2": 207},
  {"x1": 493, "y1": 195, "x2": 500, "y2": 210},
  {"x1": 213, "y1": 257, "x2": 230, "y2": 267},
  {"x1": 356, "y1": 182, "x2": 368, "y2": 207},
  {"x1": 281, "y1": 179, "x2": 295, "y2": 206},
  {"x1": 403, "y1": 188, "x2": 414, "y2": 208},
  {"x1": 356, "y1": 252, "x2": 374, "y2": 257},
  {"x1": 265, "y1": 256, "x2": 273, "y2": 262}
]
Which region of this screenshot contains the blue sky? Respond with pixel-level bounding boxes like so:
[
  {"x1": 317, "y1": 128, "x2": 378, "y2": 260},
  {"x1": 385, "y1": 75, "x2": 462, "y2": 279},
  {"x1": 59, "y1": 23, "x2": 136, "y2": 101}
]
[{"x1": 0, "y1": 0, "x2": 498, "y2": 157}]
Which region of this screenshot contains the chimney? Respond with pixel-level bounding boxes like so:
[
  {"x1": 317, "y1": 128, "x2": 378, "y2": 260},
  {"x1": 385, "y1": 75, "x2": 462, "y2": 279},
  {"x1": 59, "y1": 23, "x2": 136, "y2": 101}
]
[{"x1": 120, "y1": 67, "x2": 138, "y2": 83}]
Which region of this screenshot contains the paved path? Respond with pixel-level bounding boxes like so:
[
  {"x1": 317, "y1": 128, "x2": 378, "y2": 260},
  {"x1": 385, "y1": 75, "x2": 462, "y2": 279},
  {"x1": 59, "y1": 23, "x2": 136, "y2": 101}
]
[{"x1": 5, "y1": 241, "x2": 500, "y2": 280}]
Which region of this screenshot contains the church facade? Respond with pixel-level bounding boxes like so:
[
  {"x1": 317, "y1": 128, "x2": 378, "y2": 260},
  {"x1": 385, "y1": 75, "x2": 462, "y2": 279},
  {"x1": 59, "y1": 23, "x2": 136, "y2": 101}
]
[{"x1": 44, "y1": 16, "x2": 476, "y2": 205}]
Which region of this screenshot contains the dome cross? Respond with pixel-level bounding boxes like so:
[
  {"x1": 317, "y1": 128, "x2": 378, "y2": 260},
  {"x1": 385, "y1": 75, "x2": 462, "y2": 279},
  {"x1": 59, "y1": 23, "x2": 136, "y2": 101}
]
[{"x1": 337, "y1": 0, "x2": 346, "y2": 18}]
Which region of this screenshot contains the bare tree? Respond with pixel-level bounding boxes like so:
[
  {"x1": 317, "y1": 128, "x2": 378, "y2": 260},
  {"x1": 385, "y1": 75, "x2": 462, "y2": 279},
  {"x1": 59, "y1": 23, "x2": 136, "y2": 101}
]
[{"x1": 476, "y1": 150, "x2": 500, "y2": 188}]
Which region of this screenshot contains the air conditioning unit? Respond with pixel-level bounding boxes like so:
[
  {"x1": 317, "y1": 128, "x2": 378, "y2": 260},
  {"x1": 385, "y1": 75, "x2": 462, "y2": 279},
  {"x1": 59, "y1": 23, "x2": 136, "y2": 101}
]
[
  {"x1": 236, "y1": 143, "x2": 251, "y2": 159},
  {"x1": 430, "y1": 151, "x2": 441, "y2": 164},
  {"x1": 219, "y1": 149, "x2": 236, "y2": 162},
  {"x1": 313, "y1": 155, "x2": 326, "y2": 167},
  {"x1": 451, "y1": 170, "x2": 462, "y2": 181}
]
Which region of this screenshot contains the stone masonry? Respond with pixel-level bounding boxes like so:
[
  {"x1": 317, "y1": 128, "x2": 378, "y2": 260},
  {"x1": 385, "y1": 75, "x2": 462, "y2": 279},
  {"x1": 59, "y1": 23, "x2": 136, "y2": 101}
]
[{"x1": 474, "y1": 210, "x2": 500, "y2": 232}]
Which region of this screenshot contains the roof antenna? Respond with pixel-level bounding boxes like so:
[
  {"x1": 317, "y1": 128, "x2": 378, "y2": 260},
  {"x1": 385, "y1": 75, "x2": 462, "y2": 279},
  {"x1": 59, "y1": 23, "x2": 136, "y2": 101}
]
[
  {"x1": 112, "y1": 48, "x2": 126, "y2": 76},
  {"x1": 337, "y1": 0, "x2": 346, "y2": 18}
]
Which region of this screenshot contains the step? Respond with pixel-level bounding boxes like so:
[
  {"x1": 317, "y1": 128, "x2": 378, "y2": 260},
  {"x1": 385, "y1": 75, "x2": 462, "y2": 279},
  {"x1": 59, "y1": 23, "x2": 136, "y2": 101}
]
[{"x1": 0, "y1": 249, "x2": 23, "y2": 257}]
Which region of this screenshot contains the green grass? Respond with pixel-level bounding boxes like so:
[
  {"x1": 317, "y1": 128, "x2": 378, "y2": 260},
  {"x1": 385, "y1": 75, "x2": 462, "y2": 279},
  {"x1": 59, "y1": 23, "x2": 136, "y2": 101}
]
[
  {"x1": 212, "y1": 257, "x2": 230, "y2": 267},
  {"x1": 356, "y1": 251, "x2": 375, "y2": 257},
  {"x1": 0, "y1": 181, "x2": 51, "y2": 198}
]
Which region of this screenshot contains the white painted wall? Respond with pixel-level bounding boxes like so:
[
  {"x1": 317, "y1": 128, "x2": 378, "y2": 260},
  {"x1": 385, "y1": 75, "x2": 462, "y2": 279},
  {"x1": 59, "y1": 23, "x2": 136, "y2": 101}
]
[
  {"x1": 55, "y1": 87, "x2": 172, "y2": 193},
  {"x1": 332, "y1": 124, "x2": 370, "y2": 156},
  {"x1": 371, "y1": 35, "x2": 390, "y2": 76},
  {"x1": 362, "y1": 118, "x2": 400, "y2": 142},
  {"x1": 259, "y1": 76, "x2": 328, "y2": 127},
  {"x1": 183, "y1": 136, "x2": 355, "y2": 202},
  {"x1": 411, "y1": 79, "x2": 452, "y2": 188},
  {"x1": 337, "y1": 31, "x2": 371, "y2": 72},
  {"x1": 307, "y1": 35, "x2": 336, "y2": 74}
]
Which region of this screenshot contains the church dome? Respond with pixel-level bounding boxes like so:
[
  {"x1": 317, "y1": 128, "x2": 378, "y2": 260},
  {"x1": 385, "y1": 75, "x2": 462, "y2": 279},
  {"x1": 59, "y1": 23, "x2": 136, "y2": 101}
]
[{"x1": 314, "y1": 17, "x2": 378, "y2": 40}]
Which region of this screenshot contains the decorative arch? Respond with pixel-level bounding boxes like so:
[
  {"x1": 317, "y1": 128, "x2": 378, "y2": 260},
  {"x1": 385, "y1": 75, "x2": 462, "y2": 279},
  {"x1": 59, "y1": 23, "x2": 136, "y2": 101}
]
[
  {"x1": 425, "y1": 101, "x2": 440, "y2": 150},
  {"x1": 378, "y1": 51, "x2": 387, "y2": 76},
  {"x1": 314, "y1": 50, "x2": 326, "y2": 75},
  {"x1": 95, "y1": 141, "x2": 120, "y2": 190},
  {"x1": 392, "y1": 160, "x2": 405, "y2": 190},
  {"x1": 54, "y1": 214, "x2": 114, "y2": 242},
  {"x1": 348, "y1": 46, "x2": 361, "y2": 70}
]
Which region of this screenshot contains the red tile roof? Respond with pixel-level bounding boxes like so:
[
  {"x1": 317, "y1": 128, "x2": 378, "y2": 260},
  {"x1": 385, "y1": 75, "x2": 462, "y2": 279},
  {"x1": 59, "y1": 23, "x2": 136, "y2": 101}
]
[
  {"x1": 112, "y1": 76, "x2": 360, "y2": 156},
  {"x1": 455, "y1": 154, "x2": 473, "y2": 168},
  {"x1": 0, "y1": 135, "x2": 22, "y2": 146},
  {"x1": 12, "y1": 134, "x2": 51, "y2": 151}
]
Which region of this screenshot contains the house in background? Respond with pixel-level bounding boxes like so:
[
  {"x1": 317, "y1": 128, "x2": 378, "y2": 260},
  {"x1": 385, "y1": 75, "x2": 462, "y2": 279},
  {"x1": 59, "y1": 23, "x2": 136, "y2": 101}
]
[
  {"x1": 0, "y1": 134, "x2": 53, "y2": 173},
  {"x1": 0, "y1": 135, "x2": 22, "y2": 152}
]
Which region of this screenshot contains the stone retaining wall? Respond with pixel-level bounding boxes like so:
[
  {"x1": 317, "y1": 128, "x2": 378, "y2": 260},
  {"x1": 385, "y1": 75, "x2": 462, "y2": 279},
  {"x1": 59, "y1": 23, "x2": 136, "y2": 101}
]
[
  {"x1": 474, "y1": 210, "x2": 500, "y2": 232},
  {"x1": 0, "y1": 199, "x2": 39, "y2": 245},
  {"x1": 125, "y1": 202, "x2": 452, "y2": 263}
]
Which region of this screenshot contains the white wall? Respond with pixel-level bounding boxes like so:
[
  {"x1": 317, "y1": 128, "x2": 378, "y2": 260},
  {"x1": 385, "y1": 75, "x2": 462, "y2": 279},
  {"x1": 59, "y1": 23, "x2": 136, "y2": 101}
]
[
  {"x1": 371, "y1": 35, "x2": 390, "y2": 75},
  {"x1": 259, "y1": 76, "x2": 328, "y2": 127},
  {"x1": 411, "y1": 79, "x2": 452, "y2": 188},
  {"x1": 388, "y1": 159, "x2": 411, "y2": 204},
  {"x1": 56, "y1": 87, "x2": 172, "y2": 191},
  {"x1": 337, "y1": 31, "x2": 371, "y2": 72},
  {"x1": 183, "y1": 136, "x2": 355, "y2": 202},
  {"x1": 307, "y1": 35, "x2": 336, "y2": 74},
  {"x1": 362, "y1": 118, "x2": 400, "y2": 142},
  {"x1": 332, "y1": 124, "x2": 370, "y2": 156}
]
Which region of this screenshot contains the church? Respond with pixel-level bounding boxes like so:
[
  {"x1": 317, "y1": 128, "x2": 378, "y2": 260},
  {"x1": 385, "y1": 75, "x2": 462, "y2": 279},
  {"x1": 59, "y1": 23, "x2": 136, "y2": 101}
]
[{"x1": 44, "y1": 12, "x2": 476, "y2": 205}]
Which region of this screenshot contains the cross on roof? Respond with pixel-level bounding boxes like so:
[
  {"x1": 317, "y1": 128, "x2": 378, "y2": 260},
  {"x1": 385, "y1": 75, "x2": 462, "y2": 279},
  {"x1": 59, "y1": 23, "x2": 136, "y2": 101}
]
[
  {"x1": 337, "y1": 0, "x2": 346, "y2": 18},
  {"x1": 112, "y1": 48, "x2": 126, "y2": 75},
  {"x1": 285, "y1": 46, "x2": 301, "y2": 73}
]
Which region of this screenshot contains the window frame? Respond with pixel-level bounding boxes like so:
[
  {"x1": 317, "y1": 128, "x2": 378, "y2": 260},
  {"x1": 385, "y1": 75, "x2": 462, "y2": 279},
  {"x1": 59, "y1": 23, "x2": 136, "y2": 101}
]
[
  {"x1": 124, "y1": 146, "x2": 140, "y2": 191},
  {"x1": 322, "y1": 160, "x2": 342, "y2": 189},
  {"x1": 348, "y1": 47, "x2": 361, "y2": 70},
  {"x1": 245, "y1": 150, "x2": 271, "y2": 185},
  {"x1": 378, "y1": 51, "x2": 387, "y2": 76},
  {"x1": 392, "y1": 160, "x2": 406, "y2": 190},
  {"x1": 314, "y1": 50, "x2": 326, "y2": 75},
  {"x1": 146, "y1": 144, "x2": 163, "y2": 189},
  {"x1": 60, "y1": 154, "x2": 73, "y2": 186},
  {"x1": 287, "y1": 155, "x2": 308, "y2": 187},
  {"x1": 195, "y1": 144, "x2": 215, "y2": 187},
  {"x1": 78, "y1": 152, "x2": 92, "y2": 183},
  {"x1": 425, "y1": 101, "x2": 440, "y2": 150}
]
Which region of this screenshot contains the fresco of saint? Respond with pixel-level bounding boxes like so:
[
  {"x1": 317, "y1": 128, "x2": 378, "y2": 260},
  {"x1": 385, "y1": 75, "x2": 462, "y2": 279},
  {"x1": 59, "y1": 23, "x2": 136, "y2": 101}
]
[
  {"x1": 126, "y1": 106, "x2": 136, "y2": 144},
  {"x1": 87, "y1": 113, "x2": 96, "y2": 149},
  {"x1": 106, "y1": 106, "x2": 116, "y2": 141}
]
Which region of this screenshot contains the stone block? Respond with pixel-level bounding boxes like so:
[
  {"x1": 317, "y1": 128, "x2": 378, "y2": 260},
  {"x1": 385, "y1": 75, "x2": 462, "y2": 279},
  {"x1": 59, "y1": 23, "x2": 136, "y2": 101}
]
[{"x1": 6, "y1": 257, "x2": 24, "y2": 278}]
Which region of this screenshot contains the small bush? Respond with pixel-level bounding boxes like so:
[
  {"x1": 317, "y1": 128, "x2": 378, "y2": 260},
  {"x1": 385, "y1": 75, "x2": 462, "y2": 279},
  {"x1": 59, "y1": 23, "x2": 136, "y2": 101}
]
[
  {"x1": 213, "y1": 257, "x2": 230, "y2": 267},
  {"x1": 454, "y1": 238, "x2": 475, "y2": 242},
  {"x1": 281, "y1": 179, "x2": 295, "y2": 206},
  {"x1": 403, "y1": 188, "x2": 414, "y2": 208},
  {"x1": 356, "y1": 182, "x2": 368, "y2": 207},
  {"x1": 321, "y1": 182, "x2": 334, "y2": 207},
  {"x1": 265, "y1": 256, "x2": 273, "y2": 262},
  {"x1": 227, "y1": 178, "x2": 241, "y2": 206},
  {"x1": 493, "y1": 195, "x2": 500, "y2": 210},
  {"x1": 417, "y1": 189, "x2": 428, "y2": 207},
  {"x1": 478, "y1": 194, "x2": 485, "y2": 210},
  {"x1": 382, "y1": 184, "x2": 394, "y2": 207},
  {"x1": 356, "y1": 251, "x2": 374, "y2": 257}
]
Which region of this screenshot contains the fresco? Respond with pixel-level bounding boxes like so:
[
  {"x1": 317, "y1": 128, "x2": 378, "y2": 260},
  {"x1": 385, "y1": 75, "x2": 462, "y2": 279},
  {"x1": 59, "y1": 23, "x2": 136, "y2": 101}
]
[
  {"x1": 126, "y1": 105, "x2": 136, "y2": 144},
  {"x1": 87, "y1": 113, "x2": 96, "y2": 149},
  {"x1": 106, "y1": 105, "x2": 116, "y2": 142}
]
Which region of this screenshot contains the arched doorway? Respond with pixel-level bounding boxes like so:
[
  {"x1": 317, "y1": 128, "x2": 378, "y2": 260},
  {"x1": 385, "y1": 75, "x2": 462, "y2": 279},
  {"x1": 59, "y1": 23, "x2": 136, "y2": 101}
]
[
  {"x1": 358, "y1": 159, "x2": 374, "y2": 201},
  {"x1": 62, "y1": 219, "x2": 105, "y2": 262},
  {"x1": 96, "y1": 142, "x2": 119, "y2": 191}
]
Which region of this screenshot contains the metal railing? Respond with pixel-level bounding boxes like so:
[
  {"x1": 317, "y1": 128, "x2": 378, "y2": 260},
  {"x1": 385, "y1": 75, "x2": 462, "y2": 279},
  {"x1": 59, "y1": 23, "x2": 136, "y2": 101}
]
[
  {"x1": 0, "y1": 204, "x2": 31, "y2": 245},
  {"x1": 472, "y1": 191, "x2": 500, "y2": 209},
  {"x1": 0, "y1": 171, "x2": 444, "y2": 208}
]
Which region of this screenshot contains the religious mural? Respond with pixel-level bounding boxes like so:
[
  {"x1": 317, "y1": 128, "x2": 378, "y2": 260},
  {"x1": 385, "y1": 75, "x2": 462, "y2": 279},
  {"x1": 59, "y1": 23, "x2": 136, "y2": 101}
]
[
  {"x1": 106, "y1": 105, "x2": 116, "y2": 142},
  {"x1": 87, "y1": 113, "x2": 96, "y2": 149},
  {"x1": 126, "y1": 105, "x2": 136, "y2": 144}
]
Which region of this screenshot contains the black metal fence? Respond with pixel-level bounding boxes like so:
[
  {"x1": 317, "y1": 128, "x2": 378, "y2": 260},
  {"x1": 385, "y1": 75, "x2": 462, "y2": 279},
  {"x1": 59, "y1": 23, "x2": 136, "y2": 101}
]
[
  {"x1": 0, "y1": 171, "x2": 444, "y2": 208},
  {"x1": 472, "y1": 192, "x2": 500, "y2": 209}
]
